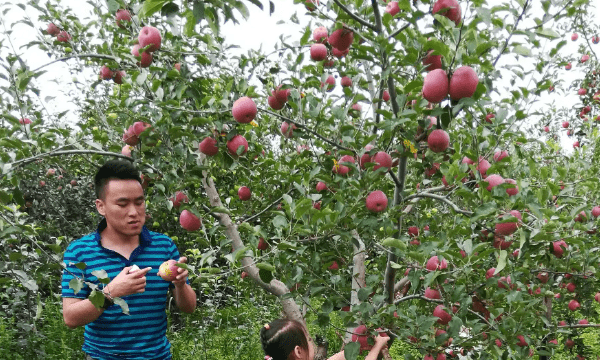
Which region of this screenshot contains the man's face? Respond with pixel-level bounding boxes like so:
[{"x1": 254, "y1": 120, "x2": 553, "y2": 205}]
[{"x1": 96, "y1": 179, "x2": 145, "y2": 237}]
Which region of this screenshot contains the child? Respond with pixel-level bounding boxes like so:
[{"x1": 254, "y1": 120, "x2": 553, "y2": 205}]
[{"x1": 260, "y1": 319, "x2": 390, "y2": 360}]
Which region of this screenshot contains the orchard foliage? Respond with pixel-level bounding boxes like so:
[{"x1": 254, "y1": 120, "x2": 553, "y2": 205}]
[{"x1": 1, "y1": 0, "x2": 600, "y2": 359}]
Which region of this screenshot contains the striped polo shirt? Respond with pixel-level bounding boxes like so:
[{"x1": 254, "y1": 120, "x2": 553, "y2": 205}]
[{"x1": 62, "y1": 218, "x2": 186, "y2": 360}]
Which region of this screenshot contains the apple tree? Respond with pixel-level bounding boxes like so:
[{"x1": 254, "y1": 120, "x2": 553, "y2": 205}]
[{"x1": 2, "y1": 0, "x2": 600, "y2": 359}]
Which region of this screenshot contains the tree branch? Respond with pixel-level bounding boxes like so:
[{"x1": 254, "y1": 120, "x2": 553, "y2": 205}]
[
  {"x1": 403, "y1": 192, "x2": 473, "y2": 216},
  {"x1": 493, "y1": 0, "x2": 530, "y2": 68},
  {"x1": 258, "y1": 107, "x2": 356, "y2": 153},
  {"x1": 332, "y1": 0, "x2": 377, "y2": 31},
  {"x1": 8, "y1": 149, "x2": 132, "y2": 170},
  {"x1": 238, "y1": 189, "x2": 295, "y2": 223},
  {"x1": 388, "y1": 22, "x2": 412, "y2": 39},
  {"x1": 199, "y1": 153, "x2": 305, "y2": 325},
  {"x1": 32, "y1": 53, "x2": 122, "y2": 73}
]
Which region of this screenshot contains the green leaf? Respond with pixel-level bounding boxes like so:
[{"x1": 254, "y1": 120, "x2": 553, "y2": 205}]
[
  {"x1": 535, "y1": 28, "x2": 559, "y2": 39},
  {"x1": 114, "y1": 297, "x2": 130, "y2": 315},
  {"x1": 106, "y1": 0, "x2": 120, "y2": 13},
  {"x1": 495, "y1": 250, "x2": 507, "y2": 274},
  {"x1": 513, "y1": 45, "x2": 531, "y2": 56},
  {"x1": 69, "y1": 278, "x2": 83, "y2": 295},
  {"x1": 139, "y1": 0, "x2": 170, "y2": 18},
  {"x1": 256, "y1": 262, "x2": 275, "y2": 272},
  {"x1": 272, "y1": 215, "x2": 288, "y2": 228},
  {"x1": 259, "y1": 268, "x2": 273, "y2": 283},
  {"x1": 382, "y1": 237, "x2": 407, "y2": 250},
  {"x1": 344, "y1": 341, "x2": 360, "y2": 360},
  {"x1": 211, "y1": 206, "x2": 232, "y2": 215},
  {"x1": 471, "y1": 202, "x2": 497, "y2": 222}
]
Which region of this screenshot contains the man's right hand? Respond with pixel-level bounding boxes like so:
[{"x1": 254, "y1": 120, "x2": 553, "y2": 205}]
[{"x1": 108, "y1": 266, "x2": 152, "y2": 298}]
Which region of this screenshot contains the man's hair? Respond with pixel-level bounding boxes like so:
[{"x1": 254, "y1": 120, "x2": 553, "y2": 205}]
[
  {"x1": 260, "y1": 319, "x2": 309, "y2": 360},
  {"x1": 94, "y1": 160, "x2": 141, "y2": 199}
]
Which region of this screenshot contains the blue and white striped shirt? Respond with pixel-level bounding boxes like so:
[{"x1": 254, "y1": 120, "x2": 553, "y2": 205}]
[{"x1": 62, "y1": 218, "x2": 185, "y2": 360}]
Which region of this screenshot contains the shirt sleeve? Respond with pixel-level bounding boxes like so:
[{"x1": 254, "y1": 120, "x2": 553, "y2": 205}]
[{"x1": 61, "y1": 241, "x2": 91, "y2": 299}]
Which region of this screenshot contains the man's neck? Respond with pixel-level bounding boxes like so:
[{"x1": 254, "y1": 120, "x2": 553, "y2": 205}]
[{"x1": 100, "y1": 226, "x2": 140, "y2": 249}]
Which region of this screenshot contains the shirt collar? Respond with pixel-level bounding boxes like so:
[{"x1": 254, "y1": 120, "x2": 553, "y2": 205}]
[{"x1": 94, "y1": 218, "x2": 151, "y2": 246}]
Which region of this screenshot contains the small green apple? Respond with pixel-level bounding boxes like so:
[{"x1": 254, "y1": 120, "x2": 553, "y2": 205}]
[{"x1": 153, "y1": 221, "x2": 159, "y2": 227}]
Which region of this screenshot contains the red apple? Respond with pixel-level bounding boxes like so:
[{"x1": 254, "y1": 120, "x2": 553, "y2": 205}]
[
  {"x1": 571, "y1": 33, "x2": 578, "y2": 41},
  {"x1": 565, "y1": 62, "x2": 572, "y2": 70},
  {"x1": 486, "y1": 267, "x2": 496, "y2": 279},
  {"x1": 322, "y1": 75, "x2": 336, "y2": 91},
  {"x1": 537, "y1": 272, "x2": 549, "y2": 283},
  {"x1": 19, "y1": 118, "x2": 32, "y2": 125},
  {"x1": 232, "y1": 96, "x2": 257, "y2": 123},
  {"x1": 566, "y1": 339, "x2": 575, "y2": 348},
  {"x1": 449, "y1": 66, "x2": 478, "y2": 100},
  {"x1": 340, "y1": 76, "x2": 352, "y2": 87},
  {"x1": 57, "y1": 30, "x2": 71, "y2": 42},
  {"x1": 158, "y1": 259, "x2": 179, "y2": 281},
  {"x1": 432, "y1": 0, "x2": 461, "y2": 25},
  {"x1": 238, "y1": 186, "x2": 251, "y2": 201},
  {"x1": 138, "y1": 26, "x2": 161, "y2": 52},
  {"x1": 366, "y1": 190, "x2": 388, "y2": 212},
  {"x1": 592, "y1": 206, "x2": 600, "y2": 218},
  {"x1": 310, "y1": 44, "x2": 328, "y2": 61},
  {"x1": 328, "y1": 261, "x2": 339, "y2": 270},
  {"x1": 257, "y1": 237, "x2": 269, "y2": 250},
  {"x1": 226, "y1": 135, "x2": 248, "y2": 156},
  {"x1": 316, "y1": 182, "x2": 327, "y2": 192},
  {"x1": 408, "y1": 226, "x2": 419, "y2": 237},
  {"x1": 199, "y1": 137, "x2": 219, "y2": 156},
  {"x1": 433, "y1": 304, "x2": 452, "y2": 325},
  {"x1": 121, "y1": 145, "x2": 133, "y2": 157},
  {"x1": 47, "y1": 23, "x2": 60, "y2": 36},
  {"x1": 516, "y1": 335, "x2": 528, "y2": 347},
  {"x1": 372, "y1": 151, "x2": 393, "y2": 171},
  {"x1": 567, "y1": 283, "x2": 576, "y2": 293},
  {"x1": 493, "y1": 150, "x2": 508, "y2": 162},
  {"x1": 423, "y1": 50, "x2": 442, "y2": 71},
  {"x1": 115, "y1": 9, "x2": 132, "y2": 28},
  {"x1": 171, "y1": 191, "x2": 189, "y2": 208},
  {"x1": 427, "y1": 129, "x2": 450, "y2": 152},
  {"x1": 568, "y1": 299, "x2": 580, "y2": 311},
  {"x1": 385, "y1": 1, "x2": 400, "y2": 16},
  {"x1": 313, "y1": 26, "x2": 328, "y2": 43},
  {"x1": 382, "y1": 90, "x2": 390, "y2": 102},
  {"x1": 484, "y1": 174, "x2": 504, "y2": 191},
  {"x1": 504, "y1": 179, "x2": 518, "y2": 196},
  {"x1": 581, "y1": 54, "x2": 590, "y2": 63},
  {"x1": 179, "y1": 210, "x2": 201, "y2": 231},
  {"x1": 333, "y1": 155, "x2": 355, "y2": 175},
  {"x1": 495, "y1": 210, "x2": 521, "y2": 236},
  {"x1": 113, "y1": 70, "x2": 125, "y2": 84},
  {"x1": 426, "y1": 256, "x2": 448, "y2": 271},
  {"x1": 328, "y1": 28, "x2": 354, "y2": 51},
  {"x1": 423, "y1": 69, "x2": 449, "y2": 103},
  {"x1": 280, "y1": 122, "x2": 297, "y2": 138},
  {"x1": 305, "y1": 0, "x2": 319, "y2": 11},
  {"x1": 424, "y1": 287, "x2": 441, "y2": 299},
  {"x1": 268, "y1": 95, "x2": 285, "y2": 110},
  {"x1": 359, "y1": 144, "x2": 375, "y2": 169},
  {"x1": 131, "y1": 44, "x2": 153, "y2": 68}
]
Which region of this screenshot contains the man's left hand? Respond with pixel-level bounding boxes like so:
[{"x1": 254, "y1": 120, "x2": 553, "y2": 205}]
[{"x1": 172, "y1": 257, "x2": 189, "y2": 287}]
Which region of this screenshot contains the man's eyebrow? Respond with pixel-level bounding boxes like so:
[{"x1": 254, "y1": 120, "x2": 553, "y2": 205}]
[{"x1": 116, "y1": 196, "x2": 145, "y2": 202}]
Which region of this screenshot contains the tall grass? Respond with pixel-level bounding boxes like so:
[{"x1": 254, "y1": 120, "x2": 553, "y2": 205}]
[{"x1": 1, "y1": 296, "x2": 597, "y2": 359}]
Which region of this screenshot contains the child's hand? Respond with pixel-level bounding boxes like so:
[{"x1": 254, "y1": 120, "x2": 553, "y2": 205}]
[{"x1": 375, "y1": 333, "x2": 390, "y2": 345}]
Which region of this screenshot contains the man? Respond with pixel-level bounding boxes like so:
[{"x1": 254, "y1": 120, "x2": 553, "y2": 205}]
[{"x1": 61, "y1": 160, "x2": 196, "y2": 360}]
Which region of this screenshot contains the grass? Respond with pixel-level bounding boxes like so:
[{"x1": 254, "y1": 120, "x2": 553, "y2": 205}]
[{"x1": 1, "y1": 295, "x2": 598, "y2": 359}]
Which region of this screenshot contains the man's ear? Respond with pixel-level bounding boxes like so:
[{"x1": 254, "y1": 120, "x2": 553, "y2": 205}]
[{"x1": 95, "y1": 199, "x2": 106, "y2": 216}]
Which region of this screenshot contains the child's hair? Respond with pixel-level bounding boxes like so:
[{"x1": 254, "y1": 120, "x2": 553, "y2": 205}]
[{"x1": 260, "y1": 319, "x2": 309, "y2": 360}]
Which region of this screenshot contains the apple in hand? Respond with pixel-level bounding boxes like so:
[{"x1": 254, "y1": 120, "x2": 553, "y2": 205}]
[{"x1": 158, "y1": 260, "x2": 179, "y2": 281}]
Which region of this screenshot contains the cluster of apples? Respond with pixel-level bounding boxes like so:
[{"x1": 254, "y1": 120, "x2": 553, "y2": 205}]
[
  {"x1": 310, "y1": 26, "x2": 354, "y2": 62},
  {"x1": 132, "y1": 25, "x2": 162, "y2": 68},
  {"x1": 198, "y1": 96, "x2": 257, "y2": 158},
  {"x1": 46, "y1": 23, "x2": 71, "y2": 42},
  {"x1": 423, "y1": 66, "x2": 479, "y2": 103},
  {"x1": 122, "y1": 121, "x2": 152, "y2": 146},
  {"x1": 267, "y1": 86, "x2": 291, "y2": 110},
  {"x1": 99, "y1": 65, "x2": 126, "y2": 84}
]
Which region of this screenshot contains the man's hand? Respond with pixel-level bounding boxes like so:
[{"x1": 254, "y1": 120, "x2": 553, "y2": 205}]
[
  {"x1": 171, "y1": 257, "x2": 189, "y2": 288},
  {"x1": 108, "y1": 266, "x2": 152, "y2": 297}
]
